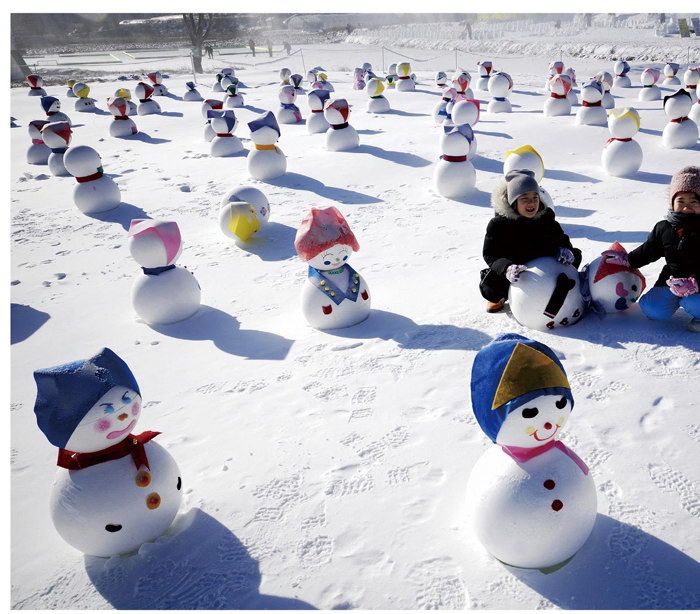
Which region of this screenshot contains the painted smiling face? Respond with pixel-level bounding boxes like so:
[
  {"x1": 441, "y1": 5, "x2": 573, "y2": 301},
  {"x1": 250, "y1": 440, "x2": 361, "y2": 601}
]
[
  {"x1": 495, "y1": 394, "x2": 571, "y2": 449},
  {"x1": 307, "y1": 243, "x2": 352, "y2": 271},
  {"x1": 64, "y1": 386, "x2": 141, "y2": 453}
]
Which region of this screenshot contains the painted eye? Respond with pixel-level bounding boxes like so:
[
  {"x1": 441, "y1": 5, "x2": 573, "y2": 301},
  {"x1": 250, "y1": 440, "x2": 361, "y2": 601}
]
[
  {"x1": 555, "y1": 396, "x2": 568, "y2": 409},
  {"x1": 122, "y1": 392, "x2": 132, "y2": 403},
  {"x1": 342, "y1": 255, "x2": 348, "y2": 261},
  {"x1": 95, "y1": 419, "x2": 111, "y2": 432},
  {"x1": 521, "y1": 407, "x2": 539, "y2": 419},
  {"x1": 101, "y1": 403, "x2": 115, "y2": 414},
  {"x1": 631, "y1": 285, "x2": 638, "y2": 291},
  {"x1": 177, "y1": 477, "x2": 182, "y2": 491},
  {"x1": 324, "y1": 260, "x2": 331, "y2": 266},
  {"x1": 105, "y1": 524, "x2": 122, "y2": 532}
]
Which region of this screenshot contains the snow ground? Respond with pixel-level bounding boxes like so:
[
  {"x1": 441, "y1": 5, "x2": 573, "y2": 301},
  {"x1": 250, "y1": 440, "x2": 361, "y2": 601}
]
[{"x1": 10, "y1": 41, "x2": 700, "y2": 609}]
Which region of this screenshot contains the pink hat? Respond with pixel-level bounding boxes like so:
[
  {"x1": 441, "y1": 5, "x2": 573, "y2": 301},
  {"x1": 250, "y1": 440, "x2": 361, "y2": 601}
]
[
  {"x1": 294, "y1": 207, "x2": 359, "y2": 261},
  {"x1": 669, "y1": 166, "x2": 700, "y2": 207}
]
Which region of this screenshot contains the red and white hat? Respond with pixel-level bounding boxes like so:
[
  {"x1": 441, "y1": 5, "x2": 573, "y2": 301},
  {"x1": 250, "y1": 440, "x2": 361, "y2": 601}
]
[{"x1": 294, "y1": 207, "x2": 360, "y2": 262}]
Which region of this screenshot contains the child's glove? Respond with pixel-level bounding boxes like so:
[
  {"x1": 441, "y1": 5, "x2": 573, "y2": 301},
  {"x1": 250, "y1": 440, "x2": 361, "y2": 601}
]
[
  {"x1": 601, "y1": 250, "x2": 629, "y2": 267},
  {"x1": 557, "y1": 247, "x2": 575, "y2": 265},
  {"x1": 666, "y1": 276, "x2": 699, "y2": 298},
  {"x1": 506, "y1": 264, "x2": 527, "y2": 283}
]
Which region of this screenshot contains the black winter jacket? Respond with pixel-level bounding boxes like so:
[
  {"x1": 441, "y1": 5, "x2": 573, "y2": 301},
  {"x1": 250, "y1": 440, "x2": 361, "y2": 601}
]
[{"x1": 628, "y1": 218, "x2": 700, "y2": 287}]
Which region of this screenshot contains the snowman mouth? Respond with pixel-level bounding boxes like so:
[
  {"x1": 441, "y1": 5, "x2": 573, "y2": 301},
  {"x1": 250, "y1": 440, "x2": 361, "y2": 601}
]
[
  {"x1": 107, "y1": 419, "x2": 136, "y2": 439},
  {"x1": 532, "y1": 425, "x2": 559, "y2": 441}
]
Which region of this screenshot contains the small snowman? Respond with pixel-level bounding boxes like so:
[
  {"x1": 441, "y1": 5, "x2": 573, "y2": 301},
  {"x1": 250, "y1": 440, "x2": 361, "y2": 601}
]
[
  {"x1": 638, "y1": 68, "x2": 662, "y2": 101},
  {"x1": 280, "y1": 67, "x2": 292, "y2": 85},
  {"x1": 433, "y1": 87, "x2": 457, "y2": 126},
  {"x1": 502, "y1": 146, "x2": 554, "y2": 208},
  {"x1": 26, "y1": 120, "x2": 51, "y2": 165},
  {"x1": 452, "y1": 71, "x2": 473, "y2": 99},
  {"x1": 277, "y1": 85, "x2": 302, "y2": 124},
  {"x1": 135, "y1": 82, "x2": 161, "y2": 116},
  {"x1": 66, "y1": 79, "x2": 77, "y2": 98},
  {"x1": 563, "y1": 68, "x2": 578, "y2": 106},
  {"x1": 224, "y1": 79, "x2": 244, "y2": 108},
  {"x1": 107, "y1": 97, "x2": 138, "y2": 138},
  {"x1": 366, "y1": 78, "x2": 390, "y2": 114},
  {"x1": 466, "y1": 333, "x2": 597, "y2": 571},
  {"x1": 183, "y1": 81, "x2": 203, "y2": 102},
  {"x1": 476, "y1": 61, "x2": 493, "y2": 92},
  {"x1": 543, "y1": 75, "x2": 572, "y2": 117},
  {"x1": 613, "y1": 60, "x2": 631, "y2": 88},
  {"x1": 307, "y1": 90, "x2": 331, "y2": 134},
  {"x1": 208, "y1": 110, "x2": 245, "y2": 157},
  {"x1": 683, "y1": 66, "x2": 699, "y2": 102},
  {"x1": 40, "y1": 96, "x2": 72, "y2": 125},
  {"x1": 602, "y1": 107, "x2": 643, "y2": 177},
  {"x1": 451, "y1": 99, "x2": 479, "y2": 158},
  {"x1": 575, "y1": 80, "x2": 607, "y2": 126},
  {"x1": 436, "y1": 71, "x2": 448, "y2": 89},
  {"x1": 581, "y1": 242, "x2": 646, "y2": 313},
  {"x1": 306, "y1": 67, "x2": 319, "y2": 85},
  {"x1": 508, "y1": 256, "x2": 585, "y2": 331},
  {"x1": 353, "y1": 67, "x2": 366, "y2": 90},
  {"x1": 201, "y1": 98, "x2": 224, "y2": 142},
  {"x1": 315, "y1": 72, "x2": 334, "y2": 92},
  {"x1": 63, "y1": 145, "x2": 121, "y2": 214},
  {"x1": 595, "y1": 71, "x2": 615, "y2": 109},
  {"x1": 295, "y1": 206, "x2": 371, "y2": 330},
  {"x1": 487, "y1": 72, "x2": 513, "y2": 114},
  {"x1": 219, "y1": 185, "x2": 270, "y2": 244},
  {"x1": 115, "y1": 88, "x2": 138, "y2": 116},
  {"x1": 396, "y1": 62, "x2": 415, "y2": 92},
  {"x1": 128, "y1": 219, "x2": 201, "y2": 326},
  {"x1": 26, "y1": 74, "x2": 46, "y2": 96},
  {"x1": 33, "y1": 348, "x2": 182, "y2": 557},
  {"x1": 324, "y1": 99, "x2": 359, "y2": 152},
  {"x1": 212, "y1": 73, "x2": 225, "y2": 93},
  {"x1": 290, "y1": 74, "x2": 305, "y2": 96},
  {"x1": 662, "y1": 89, "x2": 699, "y2": 149},
  {"x1": 41, "y1": 121, "x2": 72, "y2": 177},
  {"x1": 434, "y1": 124, "x2": 476, "y2": 199},
  {"x1": 386, "y1": 63, "x2": 398, "y2": 88},
  {"x1": 663, "y1": 62, "x2": 681, "y2": 87},
  {"x1": 247, "y1": 111, "x2": 287, "y2": 181},
  {"x1": 72, "y1": 82, "x2": 97, "y2": 112},
  {"x1": 146, "y1": 71, "x2": 168, "y2": 96}
]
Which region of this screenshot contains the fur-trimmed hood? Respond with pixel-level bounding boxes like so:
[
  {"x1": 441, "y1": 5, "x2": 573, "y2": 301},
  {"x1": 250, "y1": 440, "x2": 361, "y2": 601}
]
[{"x1": 491, "y1": 180, "x2": 550, "y2": 220}]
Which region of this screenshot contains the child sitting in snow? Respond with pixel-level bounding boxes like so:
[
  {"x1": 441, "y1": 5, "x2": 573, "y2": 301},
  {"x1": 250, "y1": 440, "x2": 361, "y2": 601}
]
[
  {"x1": 480, "y1": 169, "x2": 582, "y2": 313},
  {"x1": 605, "y1": 166, "x2": 700, "y2": 332}
]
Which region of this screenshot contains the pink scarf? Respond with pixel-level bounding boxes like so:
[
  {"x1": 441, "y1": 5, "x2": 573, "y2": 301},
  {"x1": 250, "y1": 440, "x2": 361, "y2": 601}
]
[{"x1": 502, "y1": 440, "x2": 589, "y2": 475}]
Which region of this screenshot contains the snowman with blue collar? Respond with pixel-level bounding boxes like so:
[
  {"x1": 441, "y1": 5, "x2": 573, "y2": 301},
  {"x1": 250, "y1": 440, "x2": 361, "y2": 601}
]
[
  {"x1": 466, "y1": 334, "x2": 597, "y2": 572},
  {"x1": 33, "y1": 348, "x2": 183, "y2": 557}
]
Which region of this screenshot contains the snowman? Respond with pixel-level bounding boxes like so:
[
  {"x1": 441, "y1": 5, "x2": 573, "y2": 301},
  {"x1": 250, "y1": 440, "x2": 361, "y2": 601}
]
[
  {"x1": 580, "y1": 243, "x2": 646, "y2": 313},
  {"x1": 316, "y1": 72, "x2": 334, "y2": 92},
  {"x1": 115, "y1": 88, "x2": 138, "y2": 116},
  {"x1": 466, "y1": 333, "x2": 597, "y2": 571},
  {"x1": 280, "y1": 67, "x2": 292, "y2": 85},
  {"x1": 436, "y1": 71, "x2": 448, "y2": 89},
  {"x1": 638, "y1": 68, "x2": 662, "y2": 101},
  {"x1": 663, "y1": 62, "x2": 681, "y2": 87},
  {"x1": 386, "y1": 63, "x2": 398, "y2": 88},
  {"x1": 543, "y1": 75, "x2": 572, "y2": 117},
  {"x1": 219, "y1": 185, "x2": 270, "y2": 244},
  {"x1": 452, "y1": 71, "x2": 473, "y2": 99},
  {"x1": 66, "y1": 79, "x2": 77, "y2": 98},
  {"x1": 613, "y1": 60, "x2": 631, "y2": 88},
  {"x1": 595, "y1": 71, "x2": 615, "y2": 109},
  {"x1": 508, "y1": 257, "x2": 586, "y2": 331},
  {"x1": 307, "y1": 90, "x2": 331, "y2": 134},
  {"x1": 353, "y1": 67, "x2": 366, "y2": 90},
  {"x1": 396, "y1": 62, "x2": 415, "y2": 92},
  {"x1": 433, "y1": 87, "x2": 457, "y2": 126},
  {"x1": 208, "y1": 110, "x2": 244, "y2": 157},
  {"x1": 434, "y1": 124, "x2": 476, "y2": 199},
  {"x1": 277, "y1": 85, "x2": 302, "y2": 124},
  {"x1": 107, "y1": 97, "x2": 139, "y2": 138},
  {"x1": 247, "y1": 111, "x2": 287, "y2": 181},
  {"x1": 26, "y1": 120, "x2": 50, "y2": 165},
  {"x1": 366, "y1": 78, "x2": 390, "y2": 114},
  {"x1": 201, "y1": 98, "x2": 224, "y2": 142},
  {"x1": 295, "y1": 206, "x2": 371, "y2": 330},
  {"x1": 63, "y1": 145, "x2": 121, "y2": 214},
  {"x1": 33, "y1": 347, "x2": 182, "y2": 557},
  {"x1": 543, "y1": 61, "x2": 564, "y2": 91},
  {"x1": 40, "y1": 96, "x2": 72, "y2": 125},
  {"x1": 128, "y1": 219, "x2": 201, "y2": 326},
  {"x1": 212, "y1": 73, "x2": 225, "y2": 93},
  {"x1": 183, "y1": 81, "x2": 203, "y2": 102},
  {"x1": 602, "y1": 107, "x2": 643, "y2": 177},
  {"x1": 324, "y1": 99, "x2": 359, "y2": 152},
  {"x1": 72, "y1": 83, "x2": 97, "y2": 112},
  {"x1": 683, "y1": 67, "x2": 699, "y2": 102},
  {"x1": 224, "y1": 79, "x2": 244, "y2": 108},
  {"x1": 662, "y1": 89, "x2": 699, "y2": 149},
  {"x1": 476, "y1": 61, "x2": 493, "y2": 92},
  {"x1": 563, "y1": 68, "x2": 578, "y2": 106},
  {"x1": 575, "y1": 80, "x2": 607, "y2": 126},
  {"x1": 691, "y1": 94, "x2": 700, "y2": 124},
  {"x1": 145, "y1": 71, "x2": 167, "y2": 96},
  {"x1": 502, "y1": 145, "x2": 554, "y2": 209},
  {"x1": 135, "y1": 82, "x2": 161, "y2": 116},
  {"x1": 487, "y1": 72, "x2": 513, "y2": 114},
  {"x1": 27, "y1": 74, "x2": 46, "y2": 96},
  {"x1": 450, "y1": 99, "x2": 479, "y2": 158},
  {"x1": 41, "y1": 121, "x2": 72, "y2": 177}
]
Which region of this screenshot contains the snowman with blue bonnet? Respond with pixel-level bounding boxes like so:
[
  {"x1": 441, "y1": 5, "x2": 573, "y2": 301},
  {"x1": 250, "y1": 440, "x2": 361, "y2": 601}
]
[
  {"x1": 466, "y1": 334, "x2": 597, "y2": 572},
  {"x1": 33, "y1": 348, "x2": 182, "y2": 557}
]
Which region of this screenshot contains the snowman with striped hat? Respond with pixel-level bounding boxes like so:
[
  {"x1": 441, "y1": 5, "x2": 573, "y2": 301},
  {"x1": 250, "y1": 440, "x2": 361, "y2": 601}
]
[
  {"x1": 247, "y1": 111, "x2": 287, "y2": 180},
  {"x1": 663, "y1": 62, "x2": 681, "y2": 87},
  {"x1": 208, "y1": 110, "x2": 244, "y2": 157},
  {"x1": 307, "y1": 90, "x2": 330, "y2": 134},
  {"x1": 543, "y1": 75, "x2": 571, "y2": 117},
  {"x1": 40, "y1": 96, "x2": 72, "y2": 126},
  {"x1": 135, "y1": 82, "x2": 161, "y2": 116},
  {"x1": 27, "y1": 120, "x2": 51, "y2": 165},
  {"x1": 41, "y1": 121, "x2": 72, "y2": 176},
  {"x1": 146, "y1": 71, "x2": 168, "y2": 96},
  {"x1": 26, "y1": 74, "x2": 46, "y2": 96},
  {"x1": 452, "y1": 70, "x2": 473, "y2": 99},
  {"x1": 183, "y1": 81, "x2": 203, "y2": 102},
  {"x1": 638, "y1": 67, "x2": 662, "y2": 101},
  {"x1": 324, "y1": 99, "x2": 359, "y2": 151},
  {"x1": 612, "y1": 60, "x2": 631, "y2": 88},
  {"x1": 662, "y1": 89, "x2": 699, "y2": 149},
  {"x1": 107, "y1": 97, "x2": 138, "y2": 138},
  {"x1": 201, "y1": 98, "x2": 224, "y2": 141},
  {"x1": 72, "y1": 82, "x2": 97, "y2": 112},
  {"x1": 575, "y1": 80, "x2": 607, "y2": 126},
  {"x1": 466, "y1": 333, "x2": 597, "y2": 572},
  {"x1": 395, "y1": 62, "x2": 415, "y2": 92},
  {"x1": 476, "y1": 61, "x2": 493, "y2": 92},
  {"x1": 602, "y1": 107, "x2": 643, "y2": 177},
  {"x1": 366, "y1": 78, "x2": 390, "y2": 114}
]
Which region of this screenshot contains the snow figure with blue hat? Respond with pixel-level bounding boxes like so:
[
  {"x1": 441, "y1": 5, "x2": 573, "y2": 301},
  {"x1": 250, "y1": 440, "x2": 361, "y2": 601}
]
[
  {"x1": 201, "y1": 98, "x2": 224, "y2": 142},
  {"x1": 466, "y1": 334, "x2": 597, "y2": 572},
  {"x1": 613, "y1": 60, "x2": 631, "y2": 88},
  {"x1": 575, "y1": 80, "x2": 607, "y2": 126},
  {"x1": 209, "y1": 110, "x2": 244, "y2": 157},
  {"x1": 33, "y1": 348, "x2": 182, "y2": 557},
  {"x1": 433, "y1": 86, "x2": 457, "y2": 126},
  {"x1": 434, "y1": 123, "x2": 476, "y2": 199},
  {"x1": 277, "y1": 85, "x2": 302, "y2": 124},
  {"x1": 183, "y1": 81, "x2": 203, "y2": 101},
  {"x1": 40, "y1": 96, "x2": 72, "y2": 126},
  {"x1": 247, "y1": 111, "x2": 286, "y2": 180},
  {"x1": 487, "y1": 71, "x2": 513, "y2": 114},
  {"x1": 290, "y1": 74, "x2": 305, "y2": 95},
  {"x1": 295, "y1": 206, "x2": 371, "y2": 330},
  {"x1": 307, "y1": 89, "x2": 330, "y2": 134}
]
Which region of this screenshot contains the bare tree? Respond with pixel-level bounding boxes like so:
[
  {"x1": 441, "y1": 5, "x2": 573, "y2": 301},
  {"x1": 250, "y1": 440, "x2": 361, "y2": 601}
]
[{"x1": 183, "y1": 13, "x2": 214, "y2": 73}]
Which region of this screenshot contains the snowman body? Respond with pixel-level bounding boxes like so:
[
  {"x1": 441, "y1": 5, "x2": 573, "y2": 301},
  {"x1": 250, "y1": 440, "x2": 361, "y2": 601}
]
[
  {"x1": 27, "y1": 121, "x2": 51, "y2": 165},
  {"x1": 225, "y1": 92, "x2": 244, "y2": 108},
  {"x1": 602, "y1": 108, "x2": 643, "y2": 177},
  {"x1": 219, "y1": 186, "x2": 270, "y2": 244},
  {"x1": 137, "y1": 99, "x2": 161, "y2": 116},
  {"x1": 247, "y1": 124, "x2": 287, "y2": 181},
  {"x1": 64, "y1": 146, "x2": 121, "y2": 214},
  {"x1": 324, "y1": 100, "x2": 359, "y2": 151},
  {"x1": 575, "y1": 83, "x2": 607, "y2": 126},
  {"x1": 543, "y1": 76, "x2": 571, "y2": 117},
  {"x1": 277, "y1": 85, "x2": 302, "y2": 124},
  {"x1": 662, "y1": 92, "x2": 699, "y2": 149},
  {"x1": 487, "y1": 73, "x2": 512, "y2": 113},
  {"x1": 434, "y1": 126, "x2": 476, "y2": 199}
]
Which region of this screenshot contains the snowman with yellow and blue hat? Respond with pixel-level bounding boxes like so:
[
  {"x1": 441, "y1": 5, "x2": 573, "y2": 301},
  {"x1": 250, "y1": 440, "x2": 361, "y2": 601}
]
[{"x1": 466, "y1": 333, "x2": 597, "y2": 572}]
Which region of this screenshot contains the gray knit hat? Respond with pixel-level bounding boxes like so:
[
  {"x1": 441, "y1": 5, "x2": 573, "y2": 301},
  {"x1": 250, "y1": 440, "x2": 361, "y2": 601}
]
[
  {"x1": 505, "y1": 169, "x2": 539, "y2": 206},
  {"x1": 669, "y1": 166, "x2": 700, "y2": 207}
]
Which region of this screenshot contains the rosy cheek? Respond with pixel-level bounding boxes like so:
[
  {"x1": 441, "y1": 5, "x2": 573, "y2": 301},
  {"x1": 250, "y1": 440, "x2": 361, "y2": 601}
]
[
  {"x1": 95, "y1": 419, "x2": 111, "y2": 432},
  {"x1": 131, "y1": 402, "x2": 140, "y2": 416}
]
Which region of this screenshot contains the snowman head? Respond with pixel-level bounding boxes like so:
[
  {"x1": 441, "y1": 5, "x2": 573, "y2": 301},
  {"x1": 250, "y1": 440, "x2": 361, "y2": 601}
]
[
  {"x1": 663, "y1": 63, "x2": 679, "y2": 77},
  {"x1": 73, "y1": 82, "x2": 90, "y2": 98},
  {"x1": 362, "y1": 62, "x2": 372, "y2": 72},
  {"x1": 478, "y1": 61, "x2": 492, "y2": 77},
  {"x1": 453, "y1": 72, "x2": 471, "y2": 92},
  {"x1": 503, "y1": 145, "x2": 545, "y2": 183},
  {"x1": 324, "y1": 99, "x2": 351, "y2": 126},
  {"x1": 581, "y1": 80, "x2": 603, "y2": 103},
  {"x1": 279, "y1": 85, "x2": 296, "y2": 104},
  {"x1": 367, "y1": 78, "x2": 385, "y2": 98},
  {"x1": 219, "y1": 185, "x2": 270, "y2": 242},
  {"x1": 388, "y1": 63, "x2": 397, "y2": 75},
  {"x1": 128, "y1": 219, "x2": 183, "y2": 269},
  {"x1": 436, "y1": 71, "x2": 448, "y2": 86},
  {"x1": 640, "y1": 68, "x2": 660, "y2": 87},
  {"x1": 221, "y1": 67, "x2": 234, "y2": 76},
  {"x1": 247, "y1": 111, "x2": 281, "y2": 145},
  {"x1": 596, "y1": 71, "x2": 613, "y2": 90},
  {"x1": 34, "y1": 348, "x2": 141, "y2": 452},
  {"x1": 28, "y1": 120, "x2": 49, "y2": 141},
  {"x1": 220, "y1": 75, "x2": 234, "y2": 90},
  {"x1": 488, "y1": 72, "x2": 512, "y2": 97},
  {"x1": 40, "y1": 96, "x2": 61, "y2": 115},
  {"x1": 549, "y1": 60, "x2": 564, "y2": 75},
  {"x1": 397, "y1": 62, "x2": 411, "y2": 77},
  {"x1": 41, "y1": 122, "x2": 72, "y2": 150},
  {"x1": 548, "y1": 75, "x2": 570, "y2": 96},
  {"x1": 440, "y1": 124, "x2": 473, "y2": 157},
  {"x1": 280, "y1": 67, "x2": 292, "y2": 81},
  {"x1": 115, "y1": 87, "x2": 132, "y2": 100},
  {"x1": 663, "y1": 89, "x2": 692, "y2": 119},
  {"x1": 27, "y1": 74, "x2": 44, "y2": 88},
  {"x1": 683, "y1": 67, "x2": 700, "y2": 87},
  {"x1": 470, "y1": 334, "x2": 574, "y2": 447},
  {"x1": 607, "y1": 107, "x2": 640, "y2": 138},
  {"x1": 63, "y1": 145, "x2": 103, "y2": 179},
  {"x1": 135, "y1": 82, "x2": 154, "y2": 102},
  {"x1": 294, "y1": 206, "x2": 360, "y2": 269},
  {"x1": 354, "y1": 67, "x2": 364, "y2": 81},
  {"x1": 614, "y1": 60, "x2": 630, "y2": 77},
  {"x1": 564, "y1": 67, "x2": 576, "y2": 84},
  {"x1": 201, "y1": 98, "x2": 223, "y2": 119},
  {"x1": 147, "y1": 71, "x2": 162, "y2": 85},
  {"x1": 208, "y1": 110, "x2": 237, "y2": 135},
  {"x1": 107, "y1": 97, "x2": 129, "y2": 118},
  {"x1": 308, "y1": 89, "x2": 330, "y2": 112},
  {"x1": 290, "y1": 74, "x2": 303, "y2": 88}
]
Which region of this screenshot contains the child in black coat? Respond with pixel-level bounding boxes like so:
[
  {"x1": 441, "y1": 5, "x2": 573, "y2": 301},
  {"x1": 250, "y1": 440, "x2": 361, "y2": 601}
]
[{"x1": 480, "y1": 170, "x2": 581, "y2": 312}]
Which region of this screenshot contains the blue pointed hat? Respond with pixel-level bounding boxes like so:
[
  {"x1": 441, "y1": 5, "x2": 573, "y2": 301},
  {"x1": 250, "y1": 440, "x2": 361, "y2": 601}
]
[
  {"x1": 186, "y1": 81, "x2": 196, "y2": 90},
  {"x1": 247, "y1": 111, "x2": 280, "y2": 137},
  {"x1": 40, "y1": 96, "x2": 59, "y2": 113},
  {"x1": 308, "y1": 90, "x2": 330, "y2": 105},
  {"x1": 470, "y1": 334, "x2": 573, "y2": 442},
  {"x1": 443, "y1": 124, "x2": 474, "y2": 141},
  {"x1": 207, "y1": 109, "x2": 225, "y2": 120},
  {"x1": 33, "y1": 348, "x2": 140, "y2": 448}
]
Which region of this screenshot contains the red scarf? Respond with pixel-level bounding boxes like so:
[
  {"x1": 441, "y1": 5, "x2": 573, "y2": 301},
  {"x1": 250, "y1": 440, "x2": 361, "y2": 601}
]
[
  {"x1": 216, "y1": 133, "x2": 233, "y2": 137},
  {"x1": 670, "y1": 116, "x2": 689, "y2": 123},
  {"x1": 501, "y1": 439, "x2": 589, "y2": 475},
  {"x1": 550, "y1": 93, "x2": 567, "y2": 99},
  {"x1": 57, "y1": 431, "x2": 160, "y2": 470},
  {"x1": 582, "y1": 100, "x2": 601, "y2": 107},
  {"x1": 442, "y1": 154, "x2": 467, "y2": 162},
  {"x1": 606, "y1": 137, "x2": 632, "y2": 144},
  {"x1": 76, "y1": 167, "x2": 104, "y2": 183}
]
